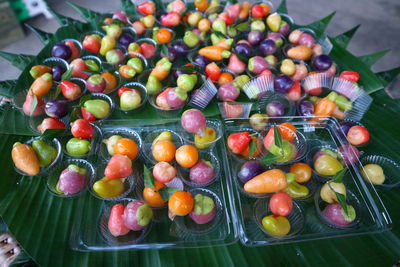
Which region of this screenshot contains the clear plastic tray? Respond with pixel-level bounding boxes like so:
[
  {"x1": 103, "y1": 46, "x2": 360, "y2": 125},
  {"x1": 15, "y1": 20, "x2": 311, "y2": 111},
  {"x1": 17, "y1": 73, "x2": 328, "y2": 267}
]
[
  {"x1": 223, "y1": 116, "x2": 391, "y2": 247},
  {"x1": 69, "y1": 118, "x2": 239, "y2": 250}
]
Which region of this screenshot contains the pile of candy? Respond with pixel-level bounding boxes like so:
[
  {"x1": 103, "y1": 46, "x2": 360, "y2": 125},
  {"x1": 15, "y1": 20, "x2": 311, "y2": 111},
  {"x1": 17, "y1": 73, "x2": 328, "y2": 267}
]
[{"x1": 13, "y1": 0, "x2": 373, "y2": 136}]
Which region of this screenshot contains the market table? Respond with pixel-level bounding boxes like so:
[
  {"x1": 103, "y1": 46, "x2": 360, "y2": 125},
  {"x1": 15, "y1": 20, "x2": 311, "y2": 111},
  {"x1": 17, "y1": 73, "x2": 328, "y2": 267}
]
[{"x1": 0, "y1": 0, "x2": 400, "y2": 266}]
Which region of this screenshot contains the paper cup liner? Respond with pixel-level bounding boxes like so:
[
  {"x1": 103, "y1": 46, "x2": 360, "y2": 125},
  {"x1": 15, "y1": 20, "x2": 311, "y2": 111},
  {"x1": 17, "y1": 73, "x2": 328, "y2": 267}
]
[
  {"x1": 360, "y1": 154, "x2": 400, "y2": 189},
  {"x1": 99, "y1": 128, "x2": 143, "y2": 161},
  {"x1": 174, "y1": 188, "x2": 223, "y2": 235},
  {"x1": 136, "y1": 38, "x2": 158, "y2": 63},
  {"x1": 114, "y1": 82, "x2": 149, "y2": 113},
  {"x1": 89, "y1": 164, "x2": 136, "y2": 201},
  {"x1": 121, "y1": 27, "x2": 137, "y2": 44},
  {"x1": 188, "y1": 78, "x2": 217, "y2": 109},
  {"x1": 47, "y1": 158, "x2": 94, "y2": 198},
  {"x1": 60, "y1": 125, "x2": 102, "y2": 159},
  {"x1": 126, "y1": 52, "x2": 149, "y2": 70},
  {"x1": 99, "y1": 198, "x2": 152, "y2": 246},
  {"x1": 15, "y1": 137, "x2": 63, "y2": 177},
  {"x1": 220, "y1": 68, "x2": 237, "y2": 79},
  {"x1": 301, "y1": 73, "x2": 333, "y2": 95},
  {"x1": 314, "y1": 188, "x2": 362, "y2": 230},
  {"x1": 253, "y1": 198, "x2": 304, "y2": 239},
  {"x1": 332, "y1": 77, "x2": 361, "y2": 101},
  {"x1": 148, "y1": 90, "x2": 187, "y2": 118},
  {"x1": 79, "y1": 93, "x2": 114, "y2": 123},
  {"x1": 257, "y1": 93, "x2": 295, "y2": 119},
  {"x1": 177, "y1": 152, "x2": 220, "y2": 188},
  {"x1": 81, "y1": 55, "x2": 103, "y2": 73},
  {"x1": 344, "y1": 90, "x2": 373, "y2": 121},
  {"x1": 42, "y1": 57, "x2": 69, "y2": 70},
  {"x1": 60, "y1": 38, "x2": 83, "y2": 59},
  {"x1": 218, "y1": 102, "x2": 253, "y2": 119},
  {"x1": 243, "y1": 75, "x2": 274, "y2": 100}
]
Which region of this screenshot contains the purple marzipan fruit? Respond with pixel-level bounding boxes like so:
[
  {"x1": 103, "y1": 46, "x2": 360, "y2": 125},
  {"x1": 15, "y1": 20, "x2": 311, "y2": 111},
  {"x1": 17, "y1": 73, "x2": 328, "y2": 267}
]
[
  {"x1": 297, "y1": 100, "x2": 314, "y2": 116},
  {"x1": 274, "y1": 75, "x2": 294, "y2": 94},
  {"x1": 322, "y1": 203, "x2": 356, "y2": 226},
  {"x1": 119, "y1": 33, "x2": 135, "y2": 48},
  {"x1": 217, "y1": 82, "x2": 239, "y2": 101},
  {"x1": 166, "y1": 87, "x2": 187, "y2": 108},
  {"x1": 190, "y1": 160, "x2": 215, "y2": 185},
  {"x1": 234, "y1": 42, "x2": 252, "y2": 58},
  {"x1": 122, "y1": 201, "x2": 153, "y2": 231},
  {"x1": 52, "y1": 65, "x2": 67, "y2": 82},
  {"x1": 45, "y1": 100, "x2": 69, "y2": 118},
  {"x1": 248, "y1": 30, "x2": 264, "y2": 46},
  {"x1": 57, "y1": 164, "x2": 87, "y2": 195},
  {"x1": 87, "y1": 74, "x2": 106, "y2": 93},
  {"x1": 248, "y1": 56, "x2": 268, "y2": 74},
  {"x1": 266, "y1": 101, "x2": 285, "y2": 117},
  {"x1": 237, "y1": 160, "x2": 266, "y2": 183}
]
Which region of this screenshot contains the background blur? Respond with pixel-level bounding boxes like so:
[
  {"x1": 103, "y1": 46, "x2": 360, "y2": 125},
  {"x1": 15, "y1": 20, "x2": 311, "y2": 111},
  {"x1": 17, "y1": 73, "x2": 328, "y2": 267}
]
[{"x1": 0, "y1": 0, "x2": 399, "y2": 81}]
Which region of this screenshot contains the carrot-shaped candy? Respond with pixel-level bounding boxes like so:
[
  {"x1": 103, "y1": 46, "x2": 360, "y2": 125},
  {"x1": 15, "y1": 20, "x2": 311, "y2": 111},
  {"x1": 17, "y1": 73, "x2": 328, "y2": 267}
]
[
  {"x1": 239, "y1": 1, "x2": 251, "y2": 20},
  {"x1": 29, "y1": 65, "x2": 52, "y2": 79},
  {"x1": 215, "y1": 38, "x2": 234, "y2": 50},
  {"x1": 30, "y1": 73, "x2": 53, "y2": 97},
  {"x1": 244, "y1": 169, "x2": 294, "y2": 194},
  {"x1": 198, "y1": 46, "x2": 231, "y2": 61},
  {"x1": 11, "y1": 142, "x2": 40, "y2": 176},
  {"x1": 150, "y1": 57, "x2": 172, "y2": 81},
  {"x1": 309, "y1": 91, "x2": 337, "y2": 121}
]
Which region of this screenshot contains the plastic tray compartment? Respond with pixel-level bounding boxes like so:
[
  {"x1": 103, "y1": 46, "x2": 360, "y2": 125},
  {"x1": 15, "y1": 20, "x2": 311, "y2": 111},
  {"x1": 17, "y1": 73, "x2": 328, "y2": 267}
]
[
  {"x1": 223, "y1": 116, "x2": 391, "y2": 247},
  {"x1": 70, "y1": 118, "x2": 239, "y2": 251}
]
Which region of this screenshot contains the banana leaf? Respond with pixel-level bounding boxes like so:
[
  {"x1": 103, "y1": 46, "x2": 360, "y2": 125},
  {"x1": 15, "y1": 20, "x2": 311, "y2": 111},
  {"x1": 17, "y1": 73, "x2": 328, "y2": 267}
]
[
  {"x1": 24, "y1": 24, "x2": 54, "y2": 46},
  {"x1": 1, "y1": 0, "x2": 400, "y2": 266},
  {"x1": 0, "y1": 52, "x2": 35, "y2": 71}
]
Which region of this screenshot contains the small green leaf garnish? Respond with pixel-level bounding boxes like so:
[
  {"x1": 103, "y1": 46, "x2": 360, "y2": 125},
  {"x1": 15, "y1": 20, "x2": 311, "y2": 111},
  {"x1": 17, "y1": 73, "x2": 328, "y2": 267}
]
[
  {"x1": 212, "y1": 31, "x2": 226, "y2": 39},
  {"x1": 41, "y1": 128, "x2": 64, "y2": 140},
  {"x1": 328, "y1": 182, "x2": 349, "y2": 216},
  {"x1": 273, "y1": 126, "x2": 283, "y2": 149},
  {"x1": 29, "y1": 94, "x2": 38, "y2": 116},
  {"x1": 248, "y1": 138, "x2": 257, "y2": 158},
  {"x1": 110, "y1": 19, "x2": 125, "y2": 26},
  {"x1": 158, "y1": 187, "x2": 180, "y2": 202},
  {"x1": 61, "y1": 67, "x2": 73, "y2": 81},
  {"x1": 161, "y1": 44, "x2": 168, "y2": 56},
  {"x1": 181, "y1": 65, "x2": 196, "y2": 73},
  {"x1": 260, "y1": 153, "x2": 282, "y2": 166},
  {"x1": 54, "y1": 86, "x2": 61, "y2": 99},
  {"x1": 235, "y1": 53, "x2": 249, "y2": 63},
  {"x1": 69, "y1": 107, "x2": 78, "y2": 122},
  {"x1": 335, "y1": 192, "x2": 349, "y2": 216},
  {"x1": 143, "y1": 165, "x2": 155, "y2": 188},
  {"x1": 81, "y1": 70, "x2": 98, "y2": 76},
  {"x1": 235, "y1": 22, "x2": 249, "y2": 31},
  {"x1": 331, "y1": 168, "x2": 347, "y2": 183},
  {"x1": 273, "y1": 126, "x2": 284, "y2": 156}
]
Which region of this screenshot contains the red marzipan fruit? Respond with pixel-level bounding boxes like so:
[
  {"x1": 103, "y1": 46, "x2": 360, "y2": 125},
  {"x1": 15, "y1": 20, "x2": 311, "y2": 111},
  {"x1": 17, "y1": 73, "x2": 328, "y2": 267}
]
[
  {"x1": 71, "y1": 119, "x2": 94, "y2": 139},
  {"x1": 227, "y1": 132, "x2": 251, "y2": 154},
  {"x1": 104, "y1": 154, "x2": 133, "y2": 179},
  {"x1": 108, "y1": 204, "x2": 129, "y2": 237}
]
